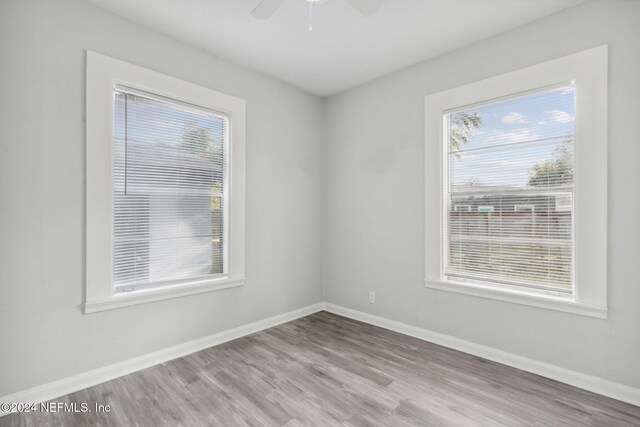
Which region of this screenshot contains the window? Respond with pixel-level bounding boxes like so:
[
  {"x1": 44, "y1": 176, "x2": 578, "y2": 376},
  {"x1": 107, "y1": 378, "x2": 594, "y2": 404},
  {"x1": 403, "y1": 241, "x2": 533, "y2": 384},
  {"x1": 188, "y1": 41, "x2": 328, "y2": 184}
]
[
  {"x1": 443, "y1": 84, "x2": 575, "y2": 297},
  {"x1": 86, "y1": 52, "x2": 246, "y2": 313},
  {"x1": 113, "y1": 86, "x2": 228, "y2": 293},
  {"x1": 424, "y1": 46, "x2": 607, "y2": 318}
]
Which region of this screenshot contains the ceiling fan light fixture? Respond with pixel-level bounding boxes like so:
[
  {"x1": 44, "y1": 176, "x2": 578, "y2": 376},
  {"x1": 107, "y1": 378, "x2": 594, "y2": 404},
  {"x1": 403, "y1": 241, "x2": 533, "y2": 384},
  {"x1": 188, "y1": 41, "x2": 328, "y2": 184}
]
[{"x1": 251, "y1": 0, "x2": 381, "y2": 20}]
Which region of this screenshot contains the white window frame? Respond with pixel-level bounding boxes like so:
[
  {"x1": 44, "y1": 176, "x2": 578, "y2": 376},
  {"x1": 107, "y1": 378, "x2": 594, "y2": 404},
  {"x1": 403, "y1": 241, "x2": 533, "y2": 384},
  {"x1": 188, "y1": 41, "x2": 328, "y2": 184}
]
[
  {"x1": 86, "y1": 51, "x2": 246, "y2": 313},
  {"x1": 424, "y1": 46, "x2": 607, "y2": 319}
]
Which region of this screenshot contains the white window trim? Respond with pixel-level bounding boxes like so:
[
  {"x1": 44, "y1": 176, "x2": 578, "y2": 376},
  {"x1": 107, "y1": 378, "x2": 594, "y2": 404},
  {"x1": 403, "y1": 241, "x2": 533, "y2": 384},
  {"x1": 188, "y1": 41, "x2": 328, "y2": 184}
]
[
  {"x1": 424, "y1": 46, "x2": 608, "y2": 319},
  {"x1": 86, "y1": 51, "x2": 246, "y2": 313}
]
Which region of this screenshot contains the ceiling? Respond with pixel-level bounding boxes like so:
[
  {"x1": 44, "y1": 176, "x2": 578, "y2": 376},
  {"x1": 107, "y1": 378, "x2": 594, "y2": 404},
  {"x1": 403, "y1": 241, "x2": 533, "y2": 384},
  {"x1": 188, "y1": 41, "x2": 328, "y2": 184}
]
[{"x1": 85, "y1": 0, "x2": 584, "y2": 96}]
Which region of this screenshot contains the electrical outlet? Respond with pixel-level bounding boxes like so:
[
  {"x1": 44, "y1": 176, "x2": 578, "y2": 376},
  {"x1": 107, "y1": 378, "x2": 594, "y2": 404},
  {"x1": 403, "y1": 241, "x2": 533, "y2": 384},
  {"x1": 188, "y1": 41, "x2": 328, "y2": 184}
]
[{"x1": 368, "y1": 291, "x2": 376, "y2": 303}]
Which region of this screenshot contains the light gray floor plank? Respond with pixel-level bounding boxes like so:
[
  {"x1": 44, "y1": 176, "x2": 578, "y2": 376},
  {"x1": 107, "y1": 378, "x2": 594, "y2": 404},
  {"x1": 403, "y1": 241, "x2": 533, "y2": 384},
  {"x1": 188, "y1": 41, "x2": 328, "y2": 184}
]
[{"x1": 2, "y1": 311, "x2": 640, "y2": 426}]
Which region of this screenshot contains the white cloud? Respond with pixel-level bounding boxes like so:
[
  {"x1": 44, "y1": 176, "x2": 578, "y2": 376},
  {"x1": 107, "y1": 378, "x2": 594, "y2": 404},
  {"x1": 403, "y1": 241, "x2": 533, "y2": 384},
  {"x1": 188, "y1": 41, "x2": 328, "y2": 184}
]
[
  {"x1": 497, "y1": 159, "x2": 524, "y2": 166},
  {"x1": 488, "y1": 128, "x2": 539, "y2": 143},
  {"x1": 502, "y1": 112, "x2": 527, "y2": 124},
  {"x1": 545, "y1": 109, "x2": 574, "y2": 123}
]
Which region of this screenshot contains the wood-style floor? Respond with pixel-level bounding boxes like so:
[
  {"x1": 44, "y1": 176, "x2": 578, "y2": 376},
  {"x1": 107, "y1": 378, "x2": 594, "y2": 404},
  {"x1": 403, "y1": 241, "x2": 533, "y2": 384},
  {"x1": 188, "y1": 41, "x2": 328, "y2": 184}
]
[{"x1": 3, "y1": 311, "x2": 640, "y2": 426}]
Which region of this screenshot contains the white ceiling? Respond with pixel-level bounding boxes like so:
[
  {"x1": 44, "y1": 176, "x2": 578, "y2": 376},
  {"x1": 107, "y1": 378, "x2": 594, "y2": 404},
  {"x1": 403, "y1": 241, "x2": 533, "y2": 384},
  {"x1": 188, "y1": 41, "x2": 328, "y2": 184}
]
[{"x1": 85, "y1": 0, "x2": 584, "y2": 96}]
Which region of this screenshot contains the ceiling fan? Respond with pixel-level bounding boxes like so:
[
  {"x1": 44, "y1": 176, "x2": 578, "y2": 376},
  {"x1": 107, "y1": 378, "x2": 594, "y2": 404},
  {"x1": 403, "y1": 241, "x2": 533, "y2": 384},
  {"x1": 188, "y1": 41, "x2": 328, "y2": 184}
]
[{"x1": 251, "y1": 0, "x2": 383, "y2": 20}]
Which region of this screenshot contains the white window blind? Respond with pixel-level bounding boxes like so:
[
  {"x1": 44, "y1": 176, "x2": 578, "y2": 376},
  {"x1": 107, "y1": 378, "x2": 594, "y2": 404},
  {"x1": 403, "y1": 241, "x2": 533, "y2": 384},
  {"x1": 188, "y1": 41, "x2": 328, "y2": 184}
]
[
  {"x1": 113, "y1": 86, "x2": 228, "y2": 293},
  {"x1": 443, "y1": 84, "x2": 575, "y2": 295}
]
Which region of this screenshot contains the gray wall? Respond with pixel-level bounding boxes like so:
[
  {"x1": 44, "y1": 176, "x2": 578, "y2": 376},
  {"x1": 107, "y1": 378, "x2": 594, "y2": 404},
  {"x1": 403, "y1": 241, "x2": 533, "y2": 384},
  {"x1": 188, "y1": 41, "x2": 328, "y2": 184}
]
[
  {"x1": 0, "y1": 0, "x2": 324, "y2": 395},
  {"x1": 324, "y1": 0, "x2": 640, "y2": 389}
]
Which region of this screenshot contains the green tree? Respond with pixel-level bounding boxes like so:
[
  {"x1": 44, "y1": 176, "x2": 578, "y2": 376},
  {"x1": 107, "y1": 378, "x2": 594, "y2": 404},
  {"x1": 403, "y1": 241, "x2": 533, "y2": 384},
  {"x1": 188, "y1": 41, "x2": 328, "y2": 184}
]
[
  {"x1": 181, "y1": 125, "x2": 212, "y2": 153},
  {"x1": 528, "y1": 144, "x2": 573, "y2": 187},
  {"x1": 180, "y1": 123, "x2": 223, "y2": 164},
  {"x1": 450, "y1": 112, "x2": 482, "y2": 151}
]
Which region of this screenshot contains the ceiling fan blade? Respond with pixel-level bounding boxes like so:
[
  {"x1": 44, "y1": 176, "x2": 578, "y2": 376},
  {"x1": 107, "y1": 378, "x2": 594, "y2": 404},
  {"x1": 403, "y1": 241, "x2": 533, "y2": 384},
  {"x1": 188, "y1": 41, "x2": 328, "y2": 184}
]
[
  {"x1": 251, "y1": 0, "x2": 286, "y2": 19},
  {"x1": 343, "y1": 0, "x2": 382, "y2": 16}
]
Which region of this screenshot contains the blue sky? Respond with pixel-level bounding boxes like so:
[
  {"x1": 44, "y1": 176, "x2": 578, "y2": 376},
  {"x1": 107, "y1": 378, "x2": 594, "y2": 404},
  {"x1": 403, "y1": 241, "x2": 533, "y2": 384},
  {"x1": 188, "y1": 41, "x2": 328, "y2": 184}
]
[{"x1": 449, "y1": 84, "x2": 575, "y2": 187}]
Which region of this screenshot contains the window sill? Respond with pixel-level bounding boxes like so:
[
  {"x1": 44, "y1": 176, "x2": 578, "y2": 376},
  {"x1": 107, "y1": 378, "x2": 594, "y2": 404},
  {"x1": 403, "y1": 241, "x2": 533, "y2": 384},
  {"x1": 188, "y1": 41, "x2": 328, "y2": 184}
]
[
  {"x1": 84, "y1": 277, "x2": 245, "y2": 314},
  {"x1": 424, "y1": 278, "x2": 607, "y2": 319}
]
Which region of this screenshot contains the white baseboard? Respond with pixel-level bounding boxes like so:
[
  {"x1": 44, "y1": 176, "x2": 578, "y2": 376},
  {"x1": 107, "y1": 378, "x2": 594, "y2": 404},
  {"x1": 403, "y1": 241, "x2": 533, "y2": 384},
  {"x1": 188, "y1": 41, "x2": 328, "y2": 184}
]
[
  {"x1": 323, "y1": 303, "x2": 640, "y2": 407},
  {"x1": 0, "y1": 303, "x2": 324, "y2": 416}
]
